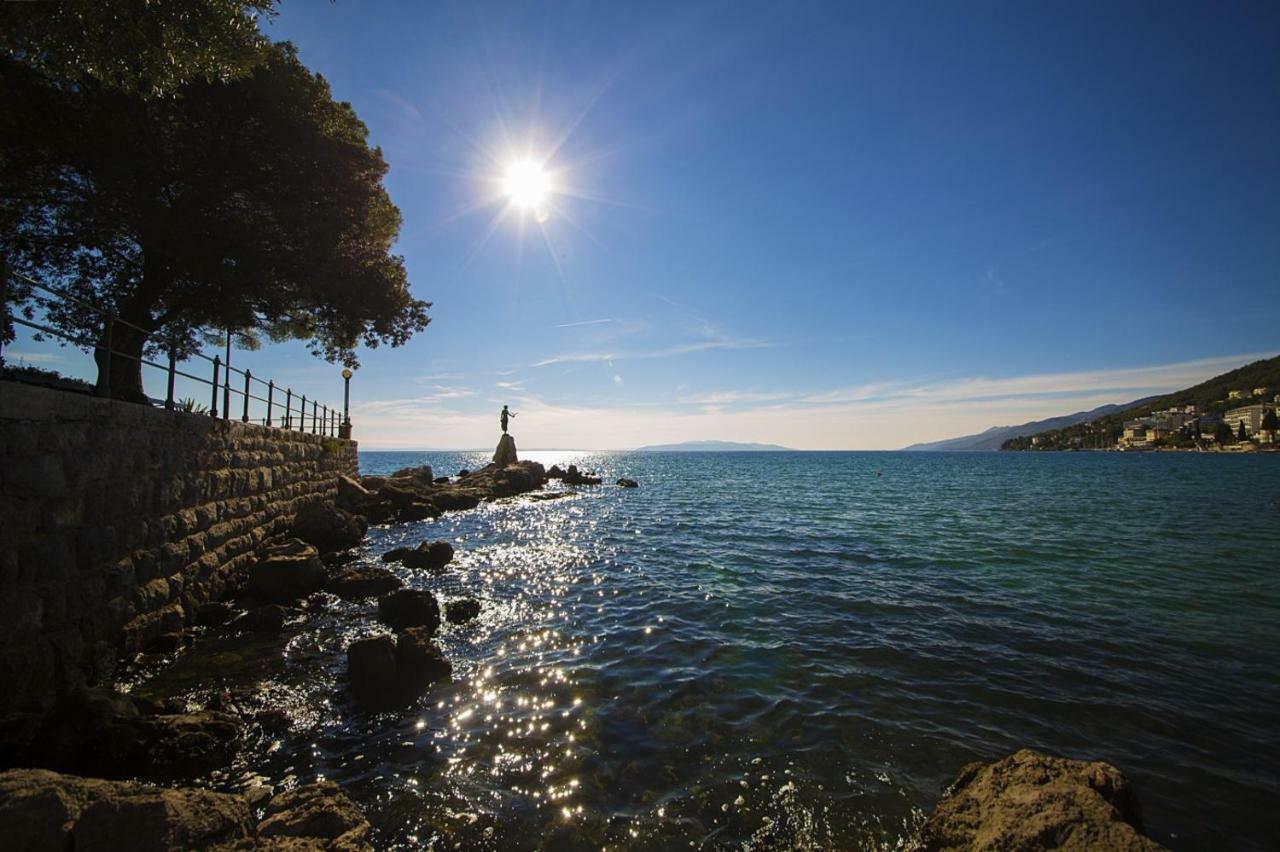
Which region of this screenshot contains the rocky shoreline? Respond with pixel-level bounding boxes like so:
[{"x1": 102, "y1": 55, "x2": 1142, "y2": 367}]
[{"x1": 0, "y1": 441, "x2": 1167, "y2": 849}]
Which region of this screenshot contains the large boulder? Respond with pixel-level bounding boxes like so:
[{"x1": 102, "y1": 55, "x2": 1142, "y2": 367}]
[
  {"x1": 919, "y1": 749, "x2": 1166, "y2": 851},
  {"x1": 347, "y1": 631, "x2": 451, "y2": 707},
  {"x1": 247, "y1": 540, "x2": 326, "y2": 602},
  {"x1": 291, "y1": 502, "x2": 368, "y2": 553},
  {"x1": 493, "y1": 434, "x2": 518, "y2": 466},
  {"x1": 346, "y1": 636, "x2": 398, "y2": 701},
  {"x1": 0, "y1": 768, "x2": 254, "y2": 851},
  {"x1": 377, "y1": 590, "x2": 441, "y2": 632},
  {"x1": 257, "y1": 781, "x2": 371, "y2": 847},
  {"x1": 325, "y1": 566, "x2": 403, "y2": 600}
]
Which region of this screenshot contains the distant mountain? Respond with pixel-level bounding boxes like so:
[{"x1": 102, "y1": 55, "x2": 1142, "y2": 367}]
[
  {"x1": 634, "y1": 440, "x2": 794, "y2": 452},
  {"x1": 902, "y1": 398, "x2": 1156, "y2": 452}
]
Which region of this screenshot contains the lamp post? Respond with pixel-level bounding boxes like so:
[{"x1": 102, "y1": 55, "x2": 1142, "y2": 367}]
[{"x1": 339, "y1": 368, "x2": 353, "y2": 439}]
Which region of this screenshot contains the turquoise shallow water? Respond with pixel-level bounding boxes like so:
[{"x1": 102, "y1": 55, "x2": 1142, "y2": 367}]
[{"x1": 146, "y1": 450, "x2": 1280, "y2": 849}]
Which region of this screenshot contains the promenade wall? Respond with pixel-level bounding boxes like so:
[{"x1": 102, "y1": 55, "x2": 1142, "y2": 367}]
[{"x1": 0, "y1": 381, "x2": 357, "y2": 714}]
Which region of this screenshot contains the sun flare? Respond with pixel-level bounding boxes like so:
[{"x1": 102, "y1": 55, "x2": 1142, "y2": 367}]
[{"x1": 503, "y1": 159, "x2": 552, "y2": 218}]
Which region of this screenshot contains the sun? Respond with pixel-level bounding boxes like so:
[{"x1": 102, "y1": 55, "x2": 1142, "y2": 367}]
[{"x1": 502, "y1": 158, "x2": 552, "y2": 220}]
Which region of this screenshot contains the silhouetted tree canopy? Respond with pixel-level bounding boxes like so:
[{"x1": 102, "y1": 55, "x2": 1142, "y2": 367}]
[
  {"x1": 1, "y1": 37, "x2": 430, "y2": 399},
  {"x1": 1262, "y1": 409, "x2": 1278, "y2": 432}
]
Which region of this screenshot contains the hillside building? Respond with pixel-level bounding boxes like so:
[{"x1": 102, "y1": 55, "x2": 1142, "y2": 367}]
[{"x1": 1223, "y1": 404, "x2": 1269, "y2": 436}]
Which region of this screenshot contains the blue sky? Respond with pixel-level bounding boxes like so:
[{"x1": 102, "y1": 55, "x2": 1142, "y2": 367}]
[{"x1": 9, "y1": 1, "x2": 1279, "y2": 448}]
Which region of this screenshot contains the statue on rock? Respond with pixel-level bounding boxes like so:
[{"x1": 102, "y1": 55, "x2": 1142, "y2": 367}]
[{"x1": 494, "y1": 405, "x2": 518, "y2": 466}]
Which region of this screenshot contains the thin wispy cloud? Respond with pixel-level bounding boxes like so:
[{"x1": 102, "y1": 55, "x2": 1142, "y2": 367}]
[
  {"x1": 555, "y1": 318, "x2": 614, "y2": 328},
  {"x1": 531, "y1": 337, "x2": 768, "y2": 368}
]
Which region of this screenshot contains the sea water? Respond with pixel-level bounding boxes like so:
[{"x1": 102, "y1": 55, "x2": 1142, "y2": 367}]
[{"x1": 145, "y1": 450, "x2": 1280, "y2": 849}]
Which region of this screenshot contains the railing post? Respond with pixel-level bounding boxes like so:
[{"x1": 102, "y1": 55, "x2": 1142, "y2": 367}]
[
  {"x1": 0, "y1": 259, "x2": 8, "y2": 364},
  {"x1": 312, "y1": 399, "x2": 318, "y2": 434},
  {"x1": 322, "y1": 405, "x2": 328, "y2": 436},
  {"x1": 210, "y1": 356, "x2": 221, "y2": 417},
  {"x1": 266, "y1": 381, "x2": 274, "y2": 426},
  {"x1": 285, "y1": 389, "x2": 293, "y2": 429},
  {"x1": 95, "y1": 317, "x2": 113, "y2": 398},
  {"x1": 299, "y1": 395, "x2": 306, "y2": 432},
  {"x1": 165, "y1": 347, "x2": 176, "y2": 410},
  {"x1": 242, "y1": 369, "x2": 251, "y2": 422},
  {"x1": 222, "y1": 330, "x2": 231, "y2": 420}
]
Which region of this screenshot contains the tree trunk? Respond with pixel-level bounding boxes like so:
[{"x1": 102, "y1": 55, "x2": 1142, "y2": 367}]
[{"x1": 93, "y1": 318, "x2": 151, "y2": 403}]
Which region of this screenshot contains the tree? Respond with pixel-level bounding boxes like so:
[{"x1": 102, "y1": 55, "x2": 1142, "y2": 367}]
[
  {"x1": 1215, "y1": 421, "x2": 1233, "y2": 444},
  {"x1": 2, "y1": 42, "x2": 430, "y2": 400},
  {"x1": 1262, "y1": 409, "x2": 1278, "y2": 432},
  {"x1": 0, "y1": 1, "x2": 276, "y2": 98},
  {"x1": 1237, "y1": 421, "x2": 1248, "y2": 442}
]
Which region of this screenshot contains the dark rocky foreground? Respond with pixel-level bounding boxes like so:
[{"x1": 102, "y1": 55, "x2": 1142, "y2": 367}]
[
  {"x1": 0, "y1": 446, "x2": 625, "y2": 849},
  {"x1": 0, "y1": 440, "x2": 1169, "y2": 850}
]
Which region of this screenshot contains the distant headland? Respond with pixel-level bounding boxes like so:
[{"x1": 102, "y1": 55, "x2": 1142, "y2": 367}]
[{"x1": 633, "y1": 440, "x2": 794, "y2": 452}]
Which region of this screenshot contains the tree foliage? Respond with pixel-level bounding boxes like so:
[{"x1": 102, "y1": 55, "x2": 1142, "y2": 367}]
[
  {"x1": 2, "y1": 37, "x2": 430, "y2": 399},
  {"x1": 0, "y1": 0, "x2": 276, "y2": 98}
]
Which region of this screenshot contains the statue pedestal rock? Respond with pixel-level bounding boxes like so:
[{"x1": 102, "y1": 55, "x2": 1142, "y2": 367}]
[{"x1": 493, "y1": 434, "x2": 518, "y2": 466}]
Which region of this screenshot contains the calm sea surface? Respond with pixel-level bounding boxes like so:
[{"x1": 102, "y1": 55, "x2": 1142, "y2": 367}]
[{"x1": 138, "y1": 451, "x2": 1280, "y2": 849}]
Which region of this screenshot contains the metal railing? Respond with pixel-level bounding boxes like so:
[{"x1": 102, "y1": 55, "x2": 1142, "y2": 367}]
[{"x1": 1, "y1": 270, "x2": 351, "y2": 438}]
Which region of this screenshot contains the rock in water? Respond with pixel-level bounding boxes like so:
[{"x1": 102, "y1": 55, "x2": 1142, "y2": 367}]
[
  {"x1": 291, "y1": 502, "x2": 369, "y2": 553},
  {"x1": 247, "y1": 539, "x2": 326, "y2": 602},
  {"x1": 493, "y1": 433, "x2": 518, "y2": 466},
  {"x1": 617, "y1": 478, "x2": 639, "y2": 488},
  {"x1": 401, "y1": 540, "x2": 454, "y2": 571},
  {"x1": 378, "y1": 589, "x2": 441, "y2": 632},
  {"x1": 920, "y1": 749, "x2": 1166, "y2": 851},
  {"x1": 445, "y1": 597, "x2": 482, "y2": 624},
  {"x1": 326, "y1": 566, "x2": 403, "y2": 600}
]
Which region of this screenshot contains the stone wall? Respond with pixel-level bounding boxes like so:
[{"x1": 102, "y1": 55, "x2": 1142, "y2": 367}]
[{"x1": 0, "y1": 381, "x2": 357, "y2": 714}]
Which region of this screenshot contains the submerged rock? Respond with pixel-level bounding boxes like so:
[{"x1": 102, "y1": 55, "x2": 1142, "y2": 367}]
[
  {"x1": 292, "y1": 501, "x2": 369, "y2": 553},
  {"x1": 247, "y1": 539, "x2": 326, "y2": 602},
  {"x1": 378, "y1": 589, "x2": 441, "y2": 633},
  {"x1": 326, "y1": 565, "x2": 403, "y2": 600},
  {"x1": 617, "y1": 478, "x2": 639, "y2": 488},
  {"x1": 919, "y1": 748, "x2": 1165, "y2": 851},
  {"x1": 445, "y1": 597, "x2": 481, "y2": 624}
]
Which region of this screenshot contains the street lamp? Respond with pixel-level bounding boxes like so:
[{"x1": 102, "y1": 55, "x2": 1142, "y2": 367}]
[{"x1": 340, "y1": 368, "x2": 353, "y2": 439}]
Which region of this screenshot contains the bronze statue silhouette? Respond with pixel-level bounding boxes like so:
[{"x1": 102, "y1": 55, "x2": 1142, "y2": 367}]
[{"x1": 500, "y1": 405, "x2": 516, "y2": 433}]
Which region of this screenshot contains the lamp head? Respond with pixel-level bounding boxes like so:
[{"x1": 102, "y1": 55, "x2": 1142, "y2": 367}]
[{"x1": 341, "y1": 368, "x2": 353, "y2": 380}]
